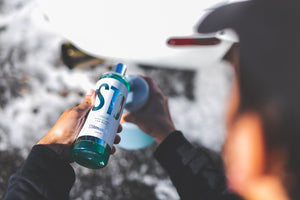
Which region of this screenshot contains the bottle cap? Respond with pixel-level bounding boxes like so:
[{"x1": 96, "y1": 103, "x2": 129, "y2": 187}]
[{"x1": 113, "y1": 63, "x2": 127, "y2": 76}]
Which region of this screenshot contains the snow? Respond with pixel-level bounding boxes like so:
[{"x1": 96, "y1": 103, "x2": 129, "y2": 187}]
[{"x1": 0, "y1": 0, "x2": 234, "y2": 199}]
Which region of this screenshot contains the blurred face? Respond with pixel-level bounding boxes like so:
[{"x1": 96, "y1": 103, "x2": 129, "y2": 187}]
[
  {"x1": 222, "y1": 46, "x2": 266, "y2": 196},
  {"x1": 221, "y1": 45, "x2": 289, "y2": 200}
]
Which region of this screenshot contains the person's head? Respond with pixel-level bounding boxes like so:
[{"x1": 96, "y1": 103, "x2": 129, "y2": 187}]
[{"x1": 197, "y1": 0, "x2": 300, "y2": 199}]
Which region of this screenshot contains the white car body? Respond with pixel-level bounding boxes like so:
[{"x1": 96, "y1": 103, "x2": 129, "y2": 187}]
[{"x1": 37, "y1": 0, "x2": 235, "y2": 69}]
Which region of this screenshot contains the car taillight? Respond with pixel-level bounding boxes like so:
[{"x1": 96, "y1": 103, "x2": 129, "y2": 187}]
[{"x1": 167, "y1": 37, "x2": 221, "y2": 46}]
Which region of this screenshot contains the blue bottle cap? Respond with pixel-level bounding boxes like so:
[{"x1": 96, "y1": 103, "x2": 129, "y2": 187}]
[{"x1": 113, "y1": 63, "x2": 127, "y2": 76}]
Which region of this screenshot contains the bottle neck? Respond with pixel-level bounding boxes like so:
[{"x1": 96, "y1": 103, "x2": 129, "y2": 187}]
[{"x1": 100, "y1": 72, "x2": 130, "y2": 92}]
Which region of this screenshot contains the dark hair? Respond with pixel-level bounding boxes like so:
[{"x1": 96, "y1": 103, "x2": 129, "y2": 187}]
[{"x1": 236, "y1": 23, "x2": 300, "y2": 199}]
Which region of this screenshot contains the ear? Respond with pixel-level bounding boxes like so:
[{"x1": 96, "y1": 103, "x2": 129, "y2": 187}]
[{"x1": 224, "y1": 113, "x2": 266, "y2": 194}]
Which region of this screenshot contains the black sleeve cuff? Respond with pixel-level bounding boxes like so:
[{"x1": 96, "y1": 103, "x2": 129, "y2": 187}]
[
  {"x1": 19, "y1": 145, "x2": 75, "y2": 199},
  {"x1": 154, "y1": 130, "x2": 191, "y2": 159},
  {"x1": 154, "y1": 131, "x2": 194, "y2": 174}
]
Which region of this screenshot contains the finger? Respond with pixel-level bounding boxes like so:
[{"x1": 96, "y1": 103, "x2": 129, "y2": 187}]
[
  {"x1": 111, "y1": 146, "x2": 116, "y2": 154},
  {"x1": 114, "y1": 134, "x2": 121, "y2": 144},
  {"x1": 76, "y1": 89, "x2": 96, "y2": 111},
  {"x1": 117, "y1": 124, "x2": 123, "y2": 133},
  {"x1": 140, "y1": 76, "x2": 154, "y2": 90},
  {"x1": 140, "y1": 76, "x2": 159, "y2": 95},
  {"x1": 122, "y1": 112, "x2": 135, "y2": 123}
]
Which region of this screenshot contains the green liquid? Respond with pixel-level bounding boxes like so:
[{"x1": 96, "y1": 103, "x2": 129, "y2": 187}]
[
  {"x1": 72, "y1": 72, "x2": 130, "y2": 169},
  {"x1": 72, "y1": 136, "x2": 111, "y2": 169}
]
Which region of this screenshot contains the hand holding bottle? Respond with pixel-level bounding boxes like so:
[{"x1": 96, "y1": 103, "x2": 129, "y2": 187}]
[
  {"x1": 122, "y1": 76, "x2": 176, "y2": 144},
  {"x1": 37, "y1": 90, "x2": 121, "y2": 162}
]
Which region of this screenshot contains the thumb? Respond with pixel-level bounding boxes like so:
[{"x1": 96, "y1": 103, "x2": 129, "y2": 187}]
[
  {"x1": 76, "y1": 89, "x2": 96, "y2": 111},
  {"x1": 122, "y1": 112, "x2": 136, "y2": 124}
]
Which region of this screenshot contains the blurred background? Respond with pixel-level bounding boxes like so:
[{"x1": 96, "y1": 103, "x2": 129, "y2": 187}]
[{"x1": 0, "y1": 0, "x2": 233, "y2": 199}]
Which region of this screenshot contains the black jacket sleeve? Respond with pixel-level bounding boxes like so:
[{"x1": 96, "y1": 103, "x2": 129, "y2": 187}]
[
  {"x1": 3, "y1": 145, "x2": 75, "y2": 200},
  {"x1": 154, "y1": 131, "x2": 243, "y2": 200}
]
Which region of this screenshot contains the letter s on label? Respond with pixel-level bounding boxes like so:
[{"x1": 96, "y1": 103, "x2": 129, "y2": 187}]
[{"x1": 92, "y1": 83, "x2": 109, "y2": 111}]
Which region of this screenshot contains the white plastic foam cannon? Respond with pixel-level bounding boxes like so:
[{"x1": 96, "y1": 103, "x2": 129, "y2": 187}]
[{"x1": 119, "y1": 75, "x2": 154, "y2": 150}]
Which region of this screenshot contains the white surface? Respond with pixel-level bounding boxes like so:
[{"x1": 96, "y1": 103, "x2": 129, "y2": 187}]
[{"x1": 36, "y1": 0, "x2": 231, "y2": 67}]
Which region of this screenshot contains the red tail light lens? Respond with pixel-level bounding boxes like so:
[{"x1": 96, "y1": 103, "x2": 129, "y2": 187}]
[{"x1": 167, "y1": 37, "x2": 221, "y2": 46}]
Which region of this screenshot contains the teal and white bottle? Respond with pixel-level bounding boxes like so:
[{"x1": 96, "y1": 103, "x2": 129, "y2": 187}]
[{"x1": 72, "y1": 63, "x2": 130, "y2": 169}]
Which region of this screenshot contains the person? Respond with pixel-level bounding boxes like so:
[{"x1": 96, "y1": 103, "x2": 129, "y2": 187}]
[
  {"x1": 125, "y1": 0, "x2": 300, "y2": 200},
  {"x1": 126, "y1": 0, "x2": 300, "y2": 199},
  {"x1": 5, "y1": 0, "x2": 300, "y2": 200}
]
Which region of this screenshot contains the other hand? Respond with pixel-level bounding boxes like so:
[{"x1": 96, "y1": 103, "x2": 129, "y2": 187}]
[{"x1": 122, "y1": 76, "x2": 176, "y2": 144}]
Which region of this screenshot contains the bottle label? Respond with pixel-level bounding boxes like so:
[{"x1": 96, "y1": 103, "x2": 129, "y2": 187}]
[{"x1": 78, "y1": 77, "x2": 128, "y2": 148}]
